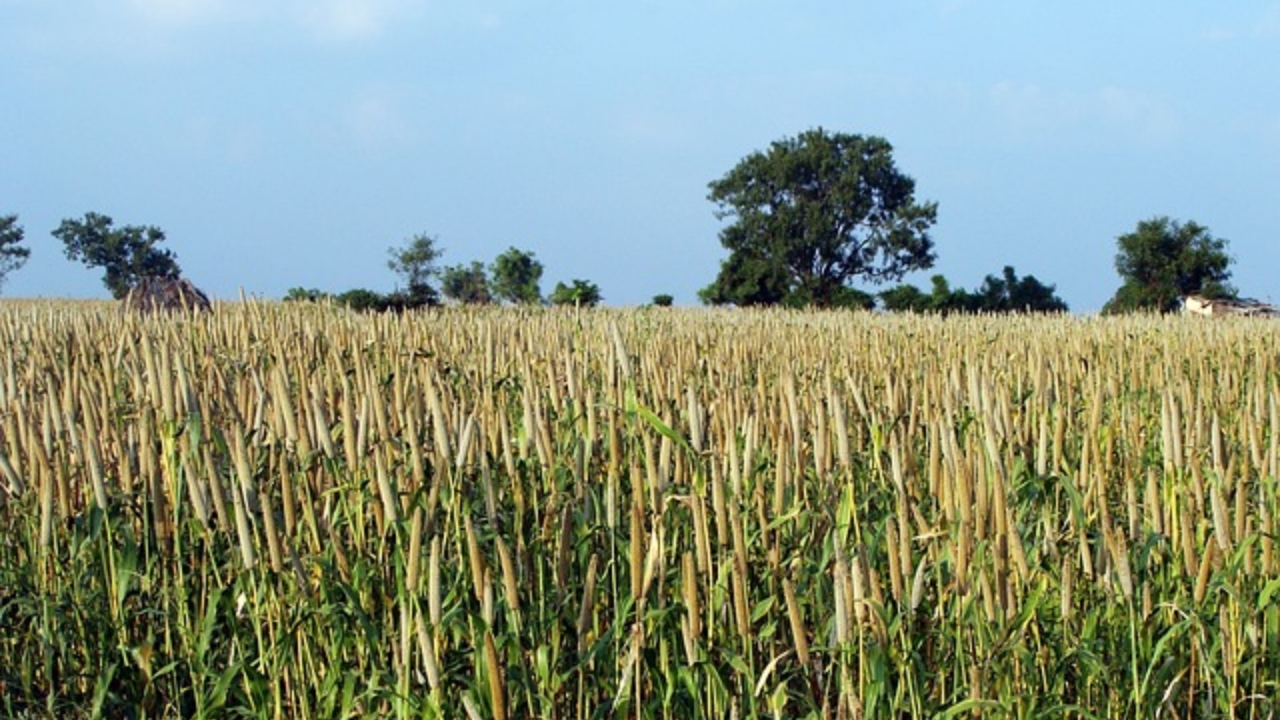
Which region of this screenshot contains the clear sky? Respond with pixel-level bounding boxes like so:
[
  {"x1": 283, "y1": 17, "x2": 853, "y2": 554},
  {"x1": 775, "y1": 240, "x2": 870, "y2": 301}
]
[{"x1": 2, "y1": 2, "x2": 1278, "y2": 311}]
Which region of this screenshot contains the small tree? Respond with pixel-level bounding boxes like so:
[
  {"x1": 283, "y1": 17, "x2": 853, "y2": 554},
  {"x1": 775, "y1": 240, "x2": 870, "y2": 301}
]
[
  {"x1": 336, "y1": 288, "x2": 391, "y2": 313},
  {"x1": 1103, "y1": 217, "x2": 1234, "y2": 314},
  {"x1": 53, "y1": 212, "x2": 180, "y2": 299},
  {"x1": 650, "y1": 293, "x2": 674, "y2": 307},
  {"x1": 879, "y1": 283, "x2": 931, "y2": 313},
  {"x1": 0, "y1": 215, "x2": 31, "y2": 293},
  {"x1": 490, "y1": 247, "x2": 544, "y2": 304},
  {"x1": 284, "y1": 287, "x2": 331, "y2": 303},
  {"x1": 387, "y1": 233, "x2": 443, "y2": 307},
  {"x1": 440, "y1": 262, "x2": 492, "y2": 305},
  {"x1": 972, "y1": 266, "x2": 1068, "y2": 313},
  {"x1": 549, "y1": 279, "x2": 602, "y2": 307}
]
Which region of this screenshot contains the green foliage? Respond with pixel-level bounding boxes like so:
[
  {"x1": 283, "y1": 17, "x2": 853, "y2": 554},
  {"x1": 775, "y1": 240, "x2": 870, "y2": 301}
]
[
  {"x1": 878, "y1": 282, "x2": 931, "y2": 312},
  {"x1": 702, "y1": 127, "x2": 938, "y2": 308},
  {"x1": 880, "y1": 267, "x2": 1068, "y2": 314},
  {"x1": 440, "y1": 261, "x2": 492, "y2": 305},
  {"x1": 334, "y1": 288, "x2": 435, "y2": 313},
  {"x1": 698, "y1": 247, "x2": 789, "y2": 306},
  {"x1": 650, "y1": 293, "x2": 674, "y2": 307},
  {"x1": 386, "y1": 233, "x2": 443, "y2": 307},
  {"x1": 549, "y1": 278, "x2": 602, "y2": 307},
  {"x1": 283, "y1": 287, "x2": 331, "y2": 303},
  {"x1": 335, "y1": 288, "x2": 388, "y2": 312},
  {"x1": 52, "y1": 212, "x2": 181, "y2": 299},
  {"x1": 0, "y1": 214, "x2": 31, "y2": 293},
  {"x1": 331, "y1": 288, "x2": 432, "y2": 313},
  {"x1": 6, "y1": 307, "x2": 1280, "y2": 717},
  {"x1": 1103, "y1": 216, "x2": 1234, "y2": 314},
  {"x1": 783, "y1": 284, "x2": 876, "y2": 310},
  {"x1": 972, "y1": 266, "x2": 1069, "y2": 313},
  {"x1": 490, "y1": 247, "x2": 544, "y2": 304},
  {"x1": 927, "y1": 274, "x2": 975, "y2": 314}
]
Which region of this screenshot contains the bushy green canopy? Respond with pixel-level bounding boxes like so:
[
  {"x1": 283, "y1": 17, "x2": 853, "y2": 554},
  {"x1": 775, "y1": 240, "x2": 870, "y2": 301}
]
[
  {"x1": 53, "y1": 212, "x2": 180, "y2": 299},
  {"x1": 1104, "y1": 217, "x2": 1233, "y2": 314},
  {"x1": 702, "y1": 128, "x2": 937, "y2": 308},
  {"x1": 0, "y1": 214, "x2": 30, "y2": 293}
]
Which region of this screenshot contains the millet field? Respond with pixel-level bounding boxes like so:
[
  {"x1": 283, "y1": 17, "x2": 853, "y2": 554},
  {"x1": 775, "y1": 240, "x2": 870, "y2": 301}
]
[{"x1": 1, "y1": 300, "x2": 1279, "y2": 718}]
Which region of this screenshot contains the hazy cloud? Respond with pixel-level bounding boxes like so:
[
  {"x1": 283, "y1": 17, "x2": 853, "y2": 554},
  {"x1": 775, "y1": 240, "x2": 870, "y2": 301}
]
[
  {"x1": 126, "y1": 0, "x2": 253, "y2": 28},
  {"x1": 1204, "y1": 25, "x2": 1235, "y2": 43},
  {"x1": 474, "y1": 10, "x2": 502, "y2": 30},
  {"x1": 298, "y1": 0, "x2": 416, "y2": 42},
  {"x1": 611, "y1": 107, "x2": 690, "y2": 149},
  {"x1": 1204, "y1": 4, "x2": 1280, "y2": 41},
  {"x1": 989, "y1": 81, "x2": 1181, "y2": 147},
  {"x1": 343, "y1": 89, "x2": 416, "y2": 152},
  {"x1": 937, "y1": 0, "x2": 972, "y2": 17},
  {"x1": 168, "y1": 114, "x2": 264, "y2": 164},
  {"x1": 1255, "y1": 4, "x2": 1280, "y2": 36},
  {"x1": 119, "y1": 0, "x2": 418, "y2": 41},
  {"x1": 1095, "y1": 86, "x2": 1181, "y2": 145},
  {"x1": 128, "y1": 0, "x2": 215, "y2": 25},
  {"x1": 1263, "y1": 113, "x2": 1280, "y2": 156}
]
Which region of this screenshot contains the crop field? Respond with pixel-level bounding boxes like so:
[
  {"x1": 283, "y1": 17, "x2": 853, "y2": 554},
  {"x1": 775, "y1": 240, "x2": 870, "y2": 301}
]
[{"x1": 1, "y1": 300, "x2": 1279, "y2": 718}]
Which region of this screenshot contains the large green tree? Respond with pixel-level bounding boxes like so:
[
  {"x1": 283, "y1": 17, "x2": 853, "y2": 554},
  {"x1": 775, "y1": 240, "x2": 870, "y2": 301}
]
[
  {"x1": 701, "y1": 128, "x2": 938, "y2": 308},
  {"x1": 1103, "y1": 217, "x2": 1234, "y2": 314},
  {"x1": 53, "y1": 212, "x2": 181, "y2": 299},
  {"x1": 0, "y1": 214, "x2": 31, "y2": 293},
  {"x1": 440, "y1": 261, "x2": 492, "y2": 305},
  {"x1": 490, "y1": 247, "x2": 544, "y2": 304},
  {"x1": 387, "y1": 233, "x2": 443, "y2": 307}
]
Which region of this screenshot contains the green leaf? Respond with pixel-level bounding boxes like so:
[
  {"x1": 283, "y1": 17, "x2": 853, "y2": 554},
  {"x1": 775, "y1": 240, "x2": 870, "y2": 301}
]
[
  {"x1": 1262, "y1": 577, "x2": 1280, "y2": 609},
  {"x1": 933, "y1": 699, "x2": 1006, "y2": 719},
  {"x1": 750, "y1": 596, "x2": 776, "y2": 624},
  {"x1": 726, "y1": 651, "x2": 753, "y2": 681}
]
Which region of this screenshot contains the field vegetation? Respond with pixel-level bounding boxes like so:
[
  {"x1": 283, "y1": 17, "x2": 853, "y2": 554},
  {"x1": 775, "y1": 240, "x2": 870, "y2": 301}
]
[{"x1": 1, "y1": 300, "x2": 1278, "y2": 718}]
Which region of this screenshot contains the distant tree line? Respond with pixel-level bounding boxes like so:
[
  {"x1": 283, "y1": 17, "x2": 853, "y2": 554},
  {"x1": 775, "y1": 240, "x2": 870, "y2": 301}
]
[
  {"x1": 879, "y1": 266, "x2": 1068, "y2": 314},
  {"x1": 0, "y1": 157, "x2": 1242, "y2": 314},
  {"x1": 698, "y1": 127, "x2": 1241, "y2": 315},
  {"x1": 286, "y1": 237, "x2": 610, "y2": 312},
  {"x1": 2, "y1": 212, "x2": 198, "y2": 301},
  {"x1": 0, "y1": 212, "x2": 624, "y2": 309}
]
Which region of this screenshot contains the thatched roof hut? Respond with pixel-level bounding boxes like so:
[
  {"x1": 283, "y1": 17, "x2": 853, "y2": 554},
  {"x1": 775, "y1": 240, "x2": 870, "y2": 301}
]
[
  {"x1": 124, "y1": 276, "x2": 211, "y2": 314},
  {"x1": 1182, "y1": 295, "x2": 1280, "y2": 318}
]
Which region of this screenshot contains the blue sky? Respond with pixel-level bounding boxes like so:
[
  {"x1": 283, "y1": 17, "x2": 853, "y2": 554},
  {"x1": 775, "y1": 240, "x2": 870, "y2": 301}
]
[{"x1": 2, "y1": 1, "x2": 1278, "y2": 310}]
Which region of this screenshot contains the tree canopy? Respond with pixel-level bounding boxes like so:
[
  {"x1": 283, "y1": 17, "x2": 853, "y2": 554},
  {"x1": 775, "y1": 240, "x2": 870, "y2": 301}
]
[
  {"x1": 701, "y1": 128, "x2": 938, "y2": 308},
  {"x1": 490, "y1": 247, "x2": 544, "y2": 304},
  {"x1": 879, "y1": 267, "x2": 1068, "y2": 314},
  {"x1": 549, "y1": 279, "x2": 602, "y2": 307},
  {"x1": 283, "y1": 287, "x2": 331, "y2": 303},
  {"x1": 1103, "y1": 216, "x2": 1234, "y2": 314},
  {"x1": 440, "y1": 261, "x2": 492, "y2": 305},
  {"x1": 878, "y1": 281, "x2": 934, "y2": 313},
  {"x1": 0, "y1": 214, "x2": 31, "y2": 294},
  {"x1": 971, "y1": 266, "x2": 1068, "y2": 313},
  {"x1": 53, "y1": 212, "x2": 181, "y2": 299},
  {"x1": 387, "y1": 233, "x2": 443, "y2": 307}
]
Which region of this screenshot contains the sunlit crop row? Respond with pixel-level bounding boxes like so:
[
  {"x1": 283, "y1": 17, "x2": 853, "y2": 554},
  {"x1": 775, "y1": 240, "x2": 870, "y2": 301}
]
[{"x1": 1, "y1": 300, "x2": 1277, "y2": 718}]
